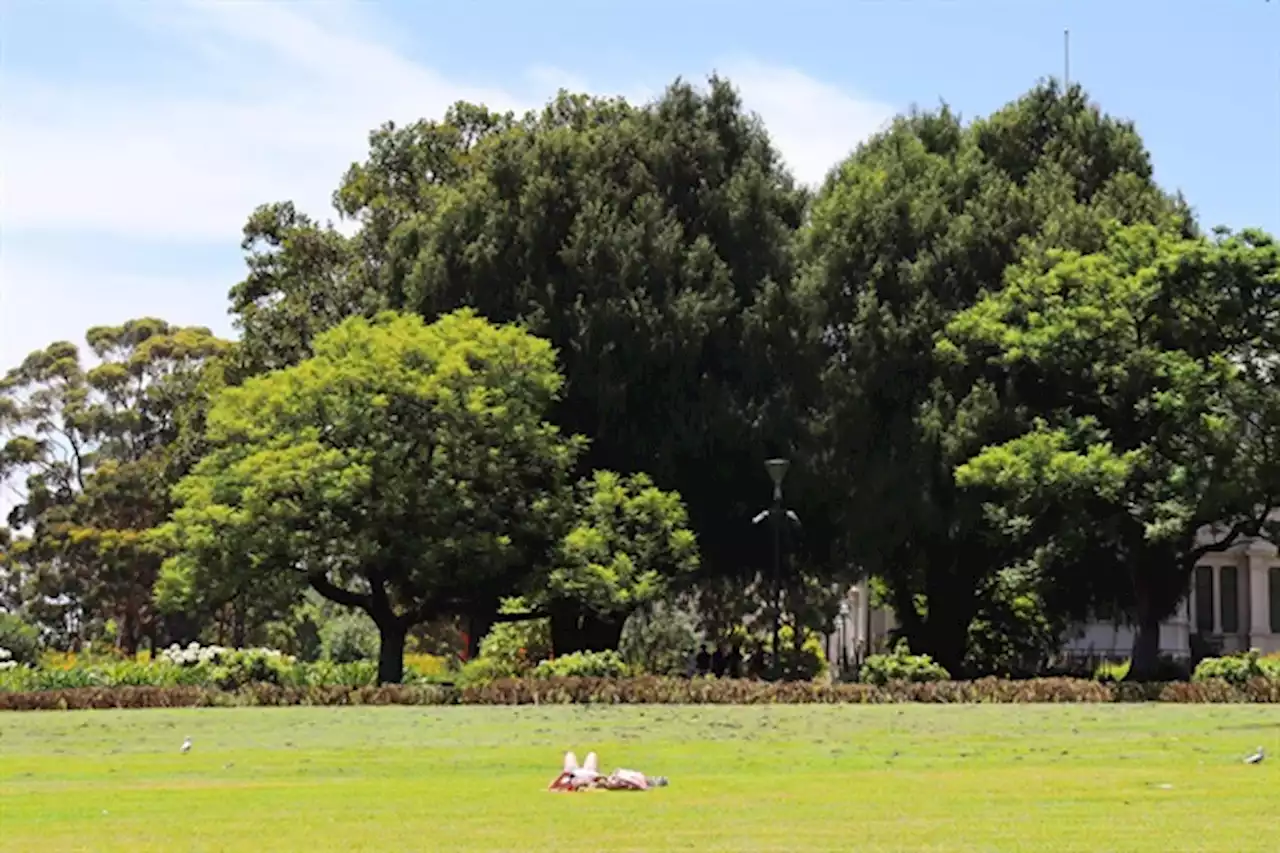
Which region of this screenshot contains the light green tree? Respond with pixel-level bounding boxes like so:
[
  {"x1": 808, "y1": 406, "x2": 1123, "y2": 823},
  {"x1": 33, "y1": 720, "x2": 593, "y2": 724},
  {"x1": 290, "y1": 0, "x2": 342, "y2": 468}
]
[
  {"x1": 941, "y1": 224, "x2": 1280, "y2": 679},
  {"x1": 155, "y1": 310, "x2": 581, "y2": 683}
]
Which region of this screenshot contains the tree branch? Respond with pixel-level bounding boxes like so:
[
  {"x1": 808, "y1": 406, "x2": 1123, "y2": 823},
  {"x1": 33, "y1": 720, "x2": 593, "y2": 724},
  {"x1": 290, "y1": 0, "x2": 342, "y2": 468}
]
[
  {"x1": 307, "y1": 571, "x2": 371, "y2": 611},
  {"x1": 490, "y1": 608, "x2": 550, "y2": 624},
  {"x1": 1190, "y1": 502, "x2": 1274, "y2": 561}
]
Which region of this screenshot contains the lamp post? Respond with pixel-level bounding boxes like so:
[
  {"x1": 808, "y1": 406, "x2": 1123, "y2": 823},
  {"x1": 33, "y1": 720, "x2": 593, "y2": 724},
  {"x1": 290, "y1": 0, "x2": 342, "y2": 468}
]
[
  {"x1": 838, "y1": 599, "x2": 851, "y2": 674},
  {"x1": 764, "y1": 458, "x2": 789, "y2": 680},
  {"x1": 752, "y1": 459, "x2": 798, "y2": 680}
]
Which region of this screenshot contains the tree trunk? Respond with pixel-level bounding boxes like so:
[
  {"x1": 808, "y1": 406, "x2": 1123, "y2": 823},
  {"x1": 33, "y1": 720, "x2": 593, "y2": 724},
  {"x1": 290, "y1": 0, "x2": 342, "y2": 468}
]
[
  {"x1": 918, "y1": 616, "x2": 969, "y2": 678},
  {"x1": 466, "y1": 608, "x2": 497, "y2": 661},
  {"x1": 550, "y1": 602, "x2": 624, "y2": 655},
  {"x1": 118, "y1": 607, "x2": 139, "y2": 658},
  {"x1": 916, "y1": 578, "x2": 975, "y2": 678},
  {"x1": 550, "y1": 602, "x2": 574, "y2": 655},
  {"x1": 581, "y1": 612, "x2": 624, "y2": 652},
  {"x1": 887, "y1": 571, "x2": 925, "y2": 654},
  {"x1": 376, "y1": 620, "x2": 408, "y2": 685},
  {"x1": 231, "y1": 595, "x2": 246, "y2": 648},
  {"x1": 1127, "y1": 600, "x2": 1162, "y2": 682},
  {"x1": 160, "y1": 612, "x2": 199, "y2": 649}
]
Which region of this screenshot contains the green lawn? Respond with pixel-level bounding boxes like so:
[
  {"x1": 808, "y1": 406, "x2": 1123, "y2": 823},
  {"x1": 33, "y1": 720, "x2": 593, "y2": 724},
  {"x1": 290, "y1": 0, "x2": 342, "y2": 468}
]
[{"x1": 1, "y1": 703, "x2": 1276, "y2": 852}]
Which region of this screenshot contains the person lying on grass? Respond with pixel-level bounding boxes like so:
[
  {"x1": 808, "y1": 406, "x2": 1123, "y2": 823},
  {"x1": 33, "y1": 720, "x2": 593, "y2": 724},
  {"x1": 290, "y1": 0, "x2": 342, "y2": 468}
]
[{"x1": 548, "y1": 751, "x2": 669, "y2": 792}]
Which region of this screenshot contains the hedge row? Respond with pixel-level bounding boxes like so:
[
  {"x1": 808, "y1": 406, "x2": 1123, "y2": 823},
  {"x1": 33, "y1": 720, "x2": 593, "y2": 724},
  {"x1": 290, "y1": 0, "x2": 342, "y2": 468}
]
[{"x1": 2, "y1": 675, "x2": 1279, "y2": 710}]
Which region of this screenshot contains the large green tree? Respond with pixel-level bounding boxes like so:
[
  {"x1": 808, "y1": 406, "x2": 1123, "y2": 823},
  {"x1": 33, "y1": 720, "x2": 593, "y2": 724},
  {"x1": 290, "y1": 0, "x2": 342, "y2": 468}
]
[
  {"x1": 942, "y1": 224, "x2": 1280, "y2": 679},
  {"x1": 799, "y1": 81, "x2": 1191, "y2": 672},
  {"x1": 155, "y1": 310, "x2": 582, "y2": 683},
  {"x1": 227, "y1": 79, "x2": 828, "y2": 650},
  {"x1": 0, "y1": 320, "x2": 230, "y2": 652}
]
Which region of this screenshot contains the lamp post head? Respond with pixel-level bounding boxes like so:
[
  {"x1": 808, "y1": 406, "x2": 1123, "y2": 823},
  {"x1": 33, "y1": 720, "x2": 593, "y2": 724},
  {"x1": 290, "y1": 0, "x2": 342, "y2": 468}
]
[{"x1": 764, "y1": 458, "x2": 789, "y2": 500}]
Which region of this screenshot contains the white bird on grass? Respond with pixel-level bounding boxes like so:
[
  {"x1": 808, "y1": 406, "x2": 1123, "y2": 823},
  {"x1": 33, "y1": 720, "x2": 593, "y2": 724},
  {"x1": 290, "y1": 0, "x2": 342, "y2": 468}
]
[
  {"x1": 181, "y1": 736, "x2": 193, "y2": 754},
  {"x1": 1243, "y1": 746, "x2": 1264, "y2": 765}
]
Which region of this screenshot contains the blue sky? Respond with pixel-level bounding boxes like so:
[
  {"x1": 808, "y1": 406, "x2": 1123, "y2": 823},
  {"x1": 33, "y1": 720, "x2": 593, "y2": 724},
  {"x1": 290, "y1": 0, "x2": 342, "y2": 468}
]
[{"x1": 1, "y1": 0, "x2": 1277, "y2": 376}]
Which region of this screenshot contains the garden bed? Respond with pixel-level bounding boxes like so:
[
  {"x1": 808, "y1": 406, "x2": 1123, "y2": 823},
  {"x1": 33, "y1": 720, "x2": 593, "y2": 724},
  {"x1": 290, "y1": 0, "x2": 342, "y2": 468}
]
[{"x1": 2, "y1": 674, "x2": 1279, "y2": 711}]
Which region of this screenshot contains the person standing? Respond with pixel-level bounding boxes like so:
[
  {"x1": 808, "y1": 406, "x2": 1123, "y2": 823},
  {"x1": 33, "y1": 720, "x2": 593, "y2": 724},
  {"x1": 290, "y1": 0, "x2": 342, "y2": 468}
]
[
  {"x1": 694, "y1": 644, "x2": 711, "y2": 676},
  {"x1": 725, "y1": 645, "x2": 743, "y2": 679},
  {"x1": 711, "y1": 645, "x2": 726, "y2": 678}
]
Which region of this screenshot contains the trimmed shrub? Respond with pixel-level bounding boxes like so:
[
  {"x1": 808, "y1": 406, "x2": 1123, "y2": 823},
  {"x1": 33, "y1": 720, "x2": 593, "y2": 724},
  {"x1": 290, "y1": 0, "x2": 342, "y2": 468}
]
[
  {"x1": 1093, "y1": 660, "x2": 1130, "y2": 683},
  {"x1": 1192, "y1": 649, "x2": 1280, "y2": 686},
  {"x1": 296, "y1": 659, "x2": 378, "y2": 687},
  {"x1": 859, "y1": 641, "x2": 950, "y2": 686},
  {"x1": 534, "y1": 650, "x2": 628, "y2": 679},
  {"x1": 1091, "y1": 656, "x2": 1190, "y2": 684},
  {"x1": 475, "y1": 616, "x2": 552, "y2": 673},
  {"x1": 4, "y1": 674, "x2": 1280, "y2": 710},
  {"x1": 208, "y1": 648, "x2": 296, "y2": 690},
  {"x1": 455, "y1": 655, "x2": 520, "y2": 688}
]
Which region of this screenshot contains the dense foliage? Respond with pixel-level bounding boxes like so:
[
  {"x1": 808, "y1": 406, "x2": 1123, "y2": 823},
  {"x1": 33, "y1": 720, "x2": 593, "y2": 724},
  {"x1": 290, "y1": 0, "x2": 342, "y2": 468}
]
[{"x1": 4, "y1": 74, "x2": 1278, "y2": 685}]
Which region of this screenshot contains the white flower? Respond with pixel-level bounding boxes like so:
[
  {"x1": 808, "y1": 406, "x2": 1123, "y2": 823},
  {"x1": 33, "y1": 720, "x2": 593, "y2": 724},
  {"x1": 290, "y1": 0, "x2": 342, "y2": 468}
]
[
  {"x1": 0, "y1": 647, "x2": 12, "y2": 661},
  {"x1": 156, "y1": 641, "x2": 293, "y2": 668}
]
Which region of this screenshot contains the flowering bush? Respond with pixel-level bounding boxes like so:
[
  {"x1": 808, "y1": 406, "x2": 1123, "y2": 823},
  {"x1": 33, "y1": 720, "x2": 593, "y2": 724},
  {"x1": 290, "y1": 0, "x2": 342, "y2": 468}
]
[
  {"x1": 0, "y1": 647, "x2": 16, "y2": 671},
  {"x1": 155, "y1": 643, "x2": 296, "y2": 689},
  {"x1": 159, "y1": 642, "x2": 242, "y2": 666},
  {"x1": 0, "y1": 642, "x2": 456, "y2": 694}
]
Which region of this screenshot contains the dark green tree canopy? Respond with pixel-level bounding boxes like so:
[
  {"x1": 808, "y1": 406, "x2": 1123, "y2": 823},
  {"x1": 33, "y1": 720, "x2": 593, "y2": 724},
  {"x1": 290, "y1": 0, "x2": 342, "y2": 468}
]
[
  {"x1": 229, "y1": 77, "x2": 819, "y2": 602},
  {"x1": 798, "y1": 81, "x2": 1192, "y2": 672}
]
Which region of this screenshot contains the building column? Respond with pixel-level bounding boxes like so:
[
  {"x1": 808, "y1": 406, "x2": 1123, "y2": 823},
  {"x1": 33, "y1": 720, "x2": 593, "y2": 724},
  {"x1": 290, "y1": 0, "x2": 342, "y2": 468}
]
[
  {"x1": 859, "y1": 582, "x2": 871, "y2": 659},
  {"x1": 1244, "y1": 540, "x2": 1274, "y2": 640},
  {"x1": 1212, "y1": 565, "x2": 1222, "y2": 635},
  {"x1": 1247, "y1": 541, "x2": 1274, "y2": 646},
  {"x1": 1171, "y1": 594, "x2": 1191, "y2": 656}
]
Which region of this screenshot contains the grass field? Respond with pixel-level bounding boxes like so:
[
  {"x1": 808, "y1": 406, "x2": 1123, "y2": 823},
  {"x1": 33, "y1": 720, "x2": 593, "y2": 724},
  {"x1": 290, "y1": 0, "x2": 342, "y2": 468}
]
[{"x1": 1, "y1": 703, "x2": 1277, "y2": 852}]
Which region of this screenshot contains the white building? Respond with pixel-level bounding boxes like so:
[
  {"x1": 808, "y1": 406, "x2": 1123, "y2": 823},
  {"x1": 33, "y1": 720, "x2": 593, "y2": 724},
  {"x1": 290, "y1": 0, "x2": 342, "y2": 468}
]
[
  {"x1": 1061, "y1": 536, "x2": 1280, "y2": 660},
  {"x1": 825, "y1": 533, "x2": 1280, "y2": 671}
]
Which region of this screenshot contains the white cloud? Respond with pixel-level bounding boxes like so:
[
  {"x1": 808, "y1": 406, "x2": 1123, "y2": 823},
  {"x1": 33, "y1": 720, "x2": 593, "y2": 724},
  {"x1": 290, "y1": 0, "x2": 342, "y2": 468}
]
[
  {"x1": 722, "y1": 59, "x2": 896, "y2": 187},
  {"x1": 0, "y1": 0, "x2": 896, "y2": 524},
  {"x1": 0, "y1": 1, "x2": 893, "y2": 245},
  {"x1": 0, "y1": 248, "x2": 235, "y2": 376},
  {"x1": 0, "y1": 0, "x2": 894, "y2": 386},
  {"x1": 0, "y1": 1, "x2": 534, "y2": 242}
]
